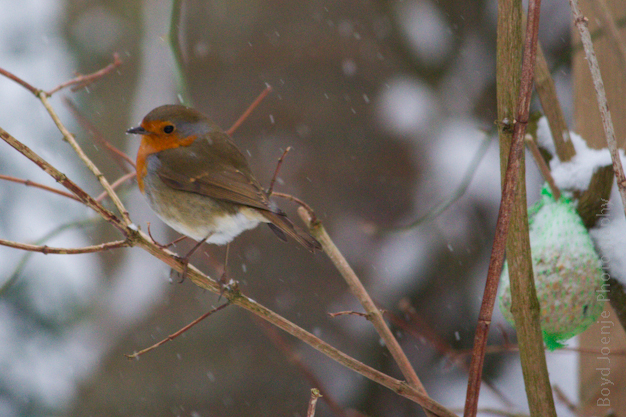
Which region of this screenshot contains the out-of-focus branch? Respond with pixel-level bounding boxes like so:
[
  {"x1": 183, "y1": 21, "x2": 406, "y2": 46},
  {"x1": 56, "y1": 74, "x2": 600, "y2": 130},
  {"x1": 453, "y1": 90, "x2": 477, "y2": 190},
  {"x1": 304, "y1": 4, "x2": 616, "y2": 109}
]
[
  {"x1": 0, "y1": 174, "x2": 81, "y2": 202},
  {"x1": 569, "y1": 0, "x2": 626, "y2": 222},
  {"x1": 46, "y1": 53, "x2": 122, "y2": 96},
  {"x1": 38, "y1": 93, "x2": 131, "y2": 225},
  {"x1": 533, "y1": 43, "x2": 576, "y2": 162},
  {"x1": 0, "y1": 126, "x2": 126, "y2": 233},
  {"x1": 0, "y1": 238, "x2": 128, "y2": 255},
  {"x1": 525, "y1": 136, "x2": 561, "y2": 200}
]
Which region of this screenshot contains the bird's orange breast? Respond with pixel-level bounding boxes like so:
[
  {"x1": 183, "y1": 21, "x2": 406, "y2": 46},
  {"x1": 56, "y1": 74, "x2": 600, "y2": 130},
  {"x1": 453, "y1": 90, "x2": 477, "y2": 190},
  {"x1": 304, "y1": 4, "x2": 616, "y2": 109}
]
[{"x1": 136, "y1": 133, "x2": 196, "y2": 193}]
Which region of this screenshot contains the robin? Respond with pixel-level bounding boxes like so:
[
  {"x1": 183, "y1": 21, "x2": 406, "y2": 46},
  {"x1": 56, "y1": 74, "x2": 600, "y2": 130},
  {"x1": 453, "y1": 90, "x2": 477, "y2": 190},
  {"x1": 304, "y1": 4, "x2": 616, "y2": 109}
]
[{"x1": 126, "y1": 104, "x2": 322, "y2": 266}]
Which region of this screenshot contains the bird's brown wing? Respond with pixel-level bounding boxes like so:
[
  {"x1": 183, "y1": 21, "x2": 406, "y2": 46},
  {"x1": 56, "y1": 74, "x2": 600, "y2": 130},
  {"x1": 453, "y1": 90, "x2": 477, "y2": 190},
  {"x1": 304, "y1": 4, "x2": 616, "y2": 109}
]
[
  {"x1": 151, "y1": 133, "x2": 322, "y2": 252},
  {"x1": 151, "y1": 133, "x2": 271, "y2": 211}
]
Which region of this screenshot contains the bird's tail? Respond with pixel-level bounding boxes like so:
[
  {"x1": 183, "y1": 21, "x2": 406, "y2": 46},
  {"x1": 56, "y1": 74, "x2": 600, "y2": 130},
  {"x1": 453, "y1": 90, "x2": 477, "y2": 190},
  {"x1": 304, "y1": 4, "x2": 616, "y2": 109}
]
[{"x1": 263, "y1": 211, "x2": 322, "y2": 253}]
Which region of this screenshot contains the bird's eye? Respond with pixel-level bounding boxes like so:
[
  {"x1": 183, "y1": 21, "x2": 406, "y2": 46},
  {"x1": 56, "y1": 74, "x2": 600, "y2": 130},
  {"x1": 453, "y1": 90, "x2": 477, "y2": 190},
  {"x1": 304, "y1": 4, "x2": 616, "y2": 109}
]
[{"x1": 163, "y1": 125, "x2": 175, "y2": 134}]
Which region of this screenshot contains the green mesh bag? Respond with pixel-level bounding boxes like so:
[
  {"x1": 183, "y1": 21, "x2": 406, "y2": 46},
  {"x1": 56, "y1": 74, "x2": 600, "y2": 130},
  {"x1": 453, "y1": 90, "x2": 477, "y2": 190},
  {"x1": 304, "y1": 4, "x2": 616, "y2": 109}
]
[{"x1": 499, "y1": 185, "x2": 605, "y2": 350}]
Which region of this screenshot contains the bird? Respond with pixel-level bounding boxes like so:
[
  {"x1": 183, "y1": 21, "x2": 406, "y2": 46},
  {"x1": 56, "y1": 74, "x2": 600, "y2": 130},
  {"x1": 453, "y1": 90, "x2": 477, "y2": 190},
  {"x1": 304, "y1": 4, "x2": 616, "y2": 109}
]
[{"x1": 126, "y1": 104, "x2": 321, "y2": 261}]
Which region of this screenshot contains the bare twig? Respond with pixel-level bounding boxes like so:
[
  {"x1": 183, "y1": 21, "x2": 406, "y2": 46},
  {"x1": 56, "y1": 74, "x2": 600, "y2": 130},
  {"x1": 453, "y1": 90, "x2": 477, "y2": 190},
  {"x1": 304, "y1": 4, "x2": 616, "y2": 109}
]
[
  {"x1": 46, "y1": 53, "x2": 122, "y2": 96},
  {"x1": 307, "y1": 389, "x2": 322, "y2": 417},
  {"x1": 328, "y1": 310, "x2": 370, "y2": 319},
  {"x1": 298, "y1": 208, "x2": 434, "y2": 417},
  {"x1": 533, "y1": 42, "x2": 576, "y2": 162},
  {"x1": 0, "y1": 238, "x2": 128, "y2": 255},
  {"x1": 0, "y1": 174, "x2": 81, "y2": 202},
  {"x1": 0, "y1": 67, "x2": 39, "y2": 95},
  {"x1": 146, "y1": 222, "x2": 187, "y2": 249},
  {"x1": 134, "y1": 239, "x2": 455, "y2": 416},
  {"x1": 168, "y1": 0, "x2": 190, "y2": 105},
  {"x1": 227, "y1": 85, "x2": 273, "y2": 135},
  {"x1": 569, "y1": 0, "x2": 626, "y2": 221},
  {"x1": 95, "y1": 172, "x2": 137, "y2": 203},
  {"x1": 0, "y1": 218, "x2": 99, "y2": 294},
  {"x1": 0, "y1": 126, "x2": 126, "y2": 233},
  {"x1": 273, "y1": 192, "x2": 317, "y2": 222},
  {"x1": 525, "y1": 136, "x2": 561, "y2": 200},
  {"x1": 394, "y1": 299, "x2": 514, "y2": 407},
  {"x1": 63, "y1": 96, "x2": 136, "y2": 171},
  {"x1": 267, "y1": 146, "x2": 292, "y2": 196},
  {"x1": 378, "y1": 132, "x2": 492, "y2": 233},
  {"x1": 254, "y1": 317, "x2": 351, "y2": 417},
  {"x1": 38, "y1": 93, "x2": 131, "y2": 225},
  {"x1": 552, "y1": 385, "x2": 580, "y2": 416},
  {"x1": 590, "y1": 0, "x2": 626, "y2": 70},
  {"x1": 125, "y1": 303, "x2": 230, "y2": 359}
]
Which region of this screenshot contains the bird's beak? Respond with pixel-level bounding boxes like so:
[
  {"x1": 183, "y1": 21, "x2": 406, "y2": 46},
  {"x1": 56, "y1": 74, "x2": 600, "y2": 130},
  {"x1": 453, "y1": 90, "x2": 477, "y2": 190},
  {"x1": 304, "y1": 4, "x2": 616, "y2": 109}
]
[{"x1": 126, "y1": 126, "x2": 148, "y2": 135}]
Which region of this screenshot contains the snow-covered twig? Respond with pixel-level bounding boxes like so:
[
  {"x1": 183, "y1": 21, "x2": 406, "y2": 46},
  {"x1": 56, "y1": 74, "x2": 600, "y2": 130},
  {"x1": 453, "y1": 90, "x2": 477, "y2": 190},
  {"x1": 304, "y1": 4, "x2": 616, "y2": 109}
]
[{"x1": 569, "y1": 0, "x2": 626, "y2": 221}]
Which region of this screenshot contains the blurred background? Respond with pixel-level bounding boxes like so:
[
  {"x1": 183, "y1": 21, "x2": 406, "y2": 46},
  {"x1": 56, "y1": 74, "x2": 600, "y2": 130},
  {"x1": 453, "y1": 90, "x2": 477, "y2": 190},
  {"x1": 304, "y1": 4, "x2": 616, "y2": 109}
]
[{"x1": 0, "y1": 0, "x2": 601, "y2": 416}]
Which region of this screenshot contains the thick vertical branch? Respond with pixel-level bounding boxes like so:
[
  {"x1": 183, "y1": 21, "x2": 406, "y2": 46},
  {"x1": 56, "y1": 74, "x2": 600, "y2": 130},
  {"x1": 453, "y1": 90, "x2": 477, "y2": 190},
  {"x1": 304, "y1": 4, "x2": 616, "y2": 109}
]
[{"x1": 464, "y1": 0, "x2": 556, "y2": 416}]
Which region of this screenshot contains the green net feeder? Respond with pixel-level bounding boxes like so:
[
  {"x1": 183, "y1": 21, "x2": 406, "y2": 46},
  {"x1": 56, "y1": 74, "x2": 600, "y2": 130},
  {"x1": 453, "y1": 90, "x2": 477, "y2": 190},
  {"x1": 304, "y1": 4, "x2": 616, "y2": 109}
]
[{"x1": 499, "y1": 185, "x2": 605, "y2": 350}]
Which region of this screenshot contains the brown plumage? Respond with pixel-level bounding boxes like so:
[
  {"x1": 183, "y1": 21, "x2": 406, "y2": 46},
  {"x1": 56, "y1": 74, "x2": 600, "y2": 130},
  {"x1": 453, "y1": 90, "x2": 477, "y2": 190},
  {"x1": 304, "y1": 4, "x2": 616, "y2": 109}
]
[{"x1": 128, "y1": 104, "x2": 321, "y2": 252}]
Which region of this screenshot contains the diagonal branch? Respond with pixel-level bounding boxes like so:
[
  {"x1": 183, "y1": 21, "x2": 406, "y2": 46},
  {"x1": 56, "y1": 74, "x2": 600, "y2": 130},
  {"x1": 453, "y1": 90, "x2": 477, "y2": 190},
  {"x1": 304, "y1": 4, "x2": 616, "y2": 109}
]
[
  {"x1": 38, "y1": 93, "x2": 131, "y2": 225},
  {"x1": 0, "y1": 238, "x2": 129, "y2": 254},
  {"x1": 569, "y1": 0, "x2": 626, "y2": 221},
  {"x1": 0, "y1": 126, "x2": 126, "y2": 234},
  {"x1": 132, "y1": 228, "x2": 456, "y2": 417},
  {"x1": 0, "y1": 174, "x2": 81, "y2": 202},
  {"x1": 45, "y1": 53, "x2": 122, "y2": 96},
  {"x1": 298, "y1": 208, "x2": 435, "y2": 417}
]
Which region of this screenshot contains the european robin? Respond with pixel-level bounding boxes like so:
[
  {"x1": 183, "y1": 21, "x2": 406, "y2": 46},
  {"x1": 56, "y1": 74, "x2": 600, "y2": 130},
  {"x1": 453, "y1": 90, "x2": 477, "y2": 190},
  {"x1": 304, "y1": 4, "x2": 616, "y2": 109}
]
[{"x1": 126, "y1": 104, "x2": 321, "y2": 254}]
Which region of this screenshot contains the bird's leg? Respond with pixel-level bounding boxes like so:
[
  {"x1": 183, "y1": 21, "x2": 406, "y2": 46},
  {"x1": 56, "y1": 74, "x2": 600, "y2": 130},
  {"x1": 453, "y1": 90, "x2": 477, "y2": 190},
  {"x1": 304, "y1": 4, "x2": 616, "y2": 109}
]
[
  {"x1": 148, "y1": 222, "x2": 187, "y2": 249},
  {"x1": 175, "y1": 233, "x2": 212, "y2": 283},
  {"x1": 218, "y1": 243, "x2": 230, "y2": 300}
]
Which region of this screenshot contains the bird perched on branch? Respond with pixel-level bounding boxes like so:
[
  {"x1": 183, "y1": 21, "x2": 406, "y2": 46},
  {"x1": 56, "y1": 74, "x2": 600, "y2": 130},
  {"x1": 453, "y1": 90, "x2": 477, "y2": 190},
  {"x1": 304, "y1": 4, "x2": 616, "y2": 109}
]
[{"x1": 127, "y1": 104, "x2": 321, "y2": 261}]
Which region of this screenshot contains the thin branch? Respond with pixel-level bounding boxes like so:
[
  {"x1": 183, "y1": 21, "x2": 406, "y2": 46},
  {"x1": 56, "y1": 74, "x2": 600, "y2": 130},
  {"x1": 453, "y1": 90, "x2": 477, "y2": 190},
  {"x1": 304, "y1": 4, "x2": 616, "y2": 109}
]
[
  {"x1": 0, "y1": 126, "x2": 126, "y2": 233},
  {"x1": 0, "y1": 67, "x2": 39, "y2": 95},
  {"x1": 132, "y1": 228, "x2": 456, "y2": 417},
  {"x1": 378, "y1": 132, "x2": 492, "y2": 233},
  {"x1": 0, "y1": 174, "x2": 81, "y2": 202},
  {"x1": 0, "y1": 238, "x2": 128, "y2": 254},
  {"x1": 393, "y1": 299, "x2": 514, "y2": 407},
  {"x1": 0, "y1": 218, "x2": 101, "y2": 295},
  {"x1": 63, "y1": 96, "x2": 136, "y2": 170},
  {"x1": 254, "y1": 316, "x2": 351, "y2": 417},
  {"x1": 328, "y1": 310, "x2": 370, "y2": 319},
  {"x1": 38, "y1": 93, "x2": 131, "y2": 226},
  {"x1": 95, "y1": 172, "x2": 137, "y2": 203},
  {"x1": 569, "y1": 0, "x2": 626, "y2": 221},
  {"x1": 227, "y1": 85, "x2": 273, "y2": 135},
  {"x1": 533, "y1": 41, "x2": 576, "y2": 162},
  {"x1": 168, "y1": 0, "x2": 190, "y2": 105},
  {"x1": 591, "y1": 0, "x2": 626, "y2": 70},
  {"x1": 272, "y1": 192, "x2": 317, "y2": 222},
  {"x1": 552, "y1": 385, "x2": 580, "y2": 416},
  {"x1": 307, "y1": 389, "x2": 322, "y2": 417},
  {"x1": 45, "y1": 53, "x2": 122, "y2": 96},
  {"x1": 125, "y1": 303, "x2": 230, "y2": 359},
  {"x1": 146, "y1": 222, "x2": 187, "y2": 249},
  {"x1": 267, "y1": 146, "x2": 292, "y2": 196},
  {"x1": 524, "y1": 136, "x2": 561, "y2": 200},
  {"x1": 298, "y1": 208, "x2": 434, "y2": 416}
]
